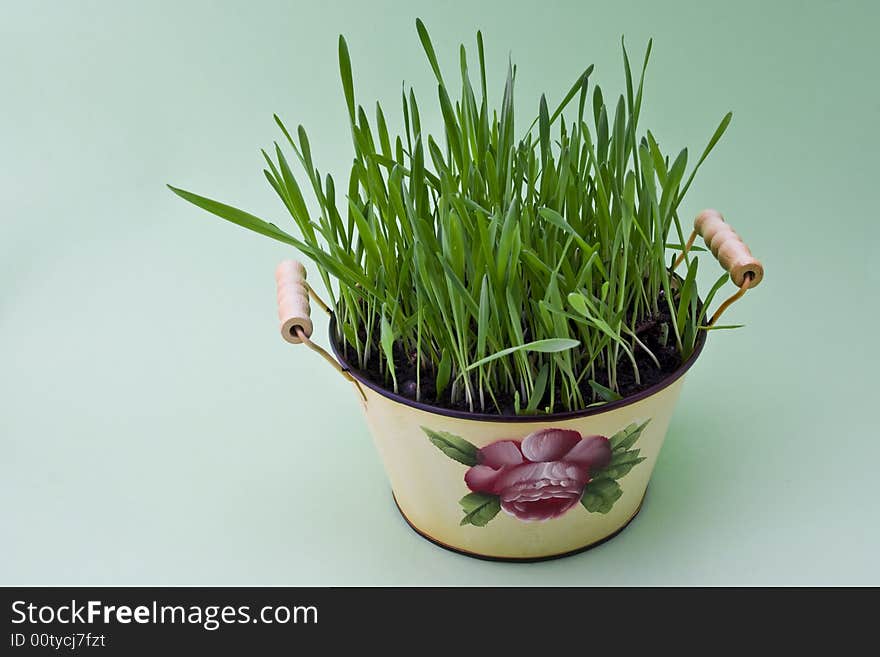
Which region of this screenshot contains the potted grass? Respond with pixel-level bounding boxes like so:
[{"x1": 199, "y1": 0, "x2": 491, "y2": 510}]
[{"x1": 169, "y1": 20, "x2": 763, "y2": 560}]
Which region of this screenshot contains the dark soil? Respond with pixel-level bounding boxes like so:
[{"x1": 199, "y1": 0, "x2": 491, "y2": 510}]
[{"x1": 342, "y1": 300, "x2": 685, "y2": 417}]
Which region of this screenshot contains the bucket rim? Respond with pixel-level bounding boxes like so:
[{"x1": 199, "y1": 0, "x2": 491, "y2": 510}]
[{"x1": 328, "y1": 314, "x2": 706, "y2": 423}]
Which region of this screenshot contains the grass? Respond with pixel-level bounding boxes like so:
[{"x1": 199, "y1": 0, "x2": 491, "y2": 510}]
[{"x1": 169, "y1": 20, "x2": 734, "y2": 415}]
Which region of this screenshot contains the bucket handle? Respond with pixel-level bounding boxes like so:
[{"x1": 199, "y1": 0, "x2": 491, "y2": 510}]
[
  {"x1": 672, "y1": 209, "x2": 763, "y2": 326},
  {"x1": 275, "y1": 260, "x2": 366, "y2": 401}
]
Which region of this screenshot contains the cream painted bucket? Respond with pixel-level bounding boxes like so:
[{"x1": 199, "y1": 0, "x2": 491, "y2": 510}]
[
  {"x1": 330, "y1": 327, "x2": 705, "y2": 561},
  {"x1": 274, "y1": 209, "x2": 762, "y2": 560}
]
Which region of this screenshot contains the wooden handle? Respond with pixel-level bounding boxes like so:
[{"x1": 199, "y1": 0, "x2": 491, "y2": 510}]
[
  {"x1": 694, "y1": 209, "x2": 764, "y2": 287},
  {"x1": 275, "y1": 260, "x2": 313, "y2": 344}
]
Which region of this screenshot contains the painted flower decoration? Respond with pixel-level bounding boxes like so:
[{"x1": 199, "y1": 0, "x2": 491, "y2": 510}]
[
  {"x1": 424, "y1": 420, "x2": 649, "y2": 527},
  {"x1": 465, "y1": 430, "x2": 611, "y2": 521}
]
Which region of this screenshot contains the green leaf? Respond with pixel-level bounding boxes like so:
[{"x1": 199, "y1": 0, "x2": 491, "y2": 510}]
[
  {"x1": 525, "y1": 363, "x2": 550, "y2": 412},
  {"x1": 459, "y1": 492, "x2": 502, "y2": 527},
  {"x1": 659, "y1": 147, "x2": 688, "y2": 222},
  {"x1": 167, "y1": 185, "x2": 299, "y2": 247},
  {"x1": 463, "y1": 338, "x2": 580, "y2": 372},
  {"x1": 342, "y1": 322, "x2": 359, "y2": 351},
  {"x1": 539, "y1": 208, "x2": 594, "y2": 254},
  {"x1": 380, "y1": 307, "x2": 397, "y2": 390},
  {"x1": 476, "y1": 274, "x2": 490, "y2": 358},
  {"x1": 588, "y1": 379, "x2": 622, "y2": 402},
  {"x1": 609, "y1": 419, "x2": 650, "y2": 451},
  {"x1": 581, "y1": 478, "x2": 622, "y2": 514},
  {"x1": 423, "y1": 427, "x2": 479, "y2": 466},
  {"x1": 415, "y1": 18, "x2": 445, "y2": 87},
  {"x1": 525, "y1": 66, "x2": 594, "y2": 139},
  {"x1": 676, "y1": 258, "x2": 699, "y2": 336},
  {"x1": 600, "y1": 449, "x2": 646, "y2": 479},
  {"x1": 476, "y1": 30, "x2": 487, "y2": 100},
  {"x1": 347, "y1": 199, "x2": 384, "y2": 269},
  {"x1": 338, "y1": 35, "x2": 355, "y2": 121},
  {"x1": 435, "y1": 349, "x2": 452, "y2": 398},
  {"x1": 567, "y1": 292, "x2": 589, "y2": 316},
  {"x1": 621, "y1": 36, "x2": 634, "y2": 116},
  {"x1": 550, "y1": 66, "x2": 593, "y2": 125},
  {"x1": 539, "y1": 94, "x2": 550, "y2": 167},
  {"x1": 665, "y1": 242, "x2": 707, "y2": 252}
]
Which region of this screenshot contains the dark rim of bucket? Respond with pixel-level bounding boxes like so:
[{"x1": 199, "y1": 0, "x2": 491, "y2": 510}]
[{"x1": 327, "y1": 311, "x2": 707, "y2": 423}]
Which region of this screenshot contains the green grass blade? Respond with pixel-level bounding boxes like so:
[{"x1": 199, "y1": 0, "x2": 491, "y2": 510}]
[{"x1": 464, "y1": 338, "x2": 580, "y2": 372}]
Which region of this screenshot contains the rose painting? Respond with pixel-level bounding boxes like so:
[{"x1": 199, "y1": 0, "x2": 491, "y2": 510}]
[{"x1": 423, "y1": 420, "x2": 649, "y2": 527}]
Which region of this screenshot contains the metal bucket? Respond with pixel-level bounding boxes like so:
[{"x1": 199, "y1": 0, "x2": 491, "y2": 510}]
[
  {"x1": 275, "y1": 208, "x2": 760, "y2": 561},
  {"x1": 332, "y1": 325, "x2": 706, "y2": 561}
]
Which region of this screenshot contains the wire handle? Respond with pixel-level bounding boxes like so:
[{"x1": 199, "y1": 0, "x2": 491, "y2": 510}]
[
  {"x1": 673, "y1": 209, "x2": 764, "y2": 325},
  {"x1": 275, "y1": 260, "x2": 366, "y2": 401}
]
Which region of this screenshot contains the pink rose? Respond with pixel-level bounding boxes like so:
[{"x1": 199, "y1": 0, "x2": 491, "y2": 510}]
[{"x1": 464, "y1": 429, "x2": 612, "y2": 522}]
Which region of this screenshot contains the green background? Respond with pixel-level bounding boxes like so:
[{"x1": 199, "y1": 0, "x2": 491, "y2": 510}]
[{"x1": 2, "y1": 0, "x2": 877, "y2": 585}]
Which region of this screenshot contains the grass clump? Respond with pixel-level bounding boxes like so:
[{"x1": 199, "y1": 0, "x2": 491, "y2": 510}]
[{"x1": 169, "y1": 20, "x2": 734, "y2": 415}]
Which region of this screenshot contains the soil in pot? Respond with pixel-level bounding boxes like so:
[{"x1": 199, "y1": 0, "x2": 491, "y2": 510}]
[{"x1": 341, "y1": 294, "x2": 684, "y2": 417}]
